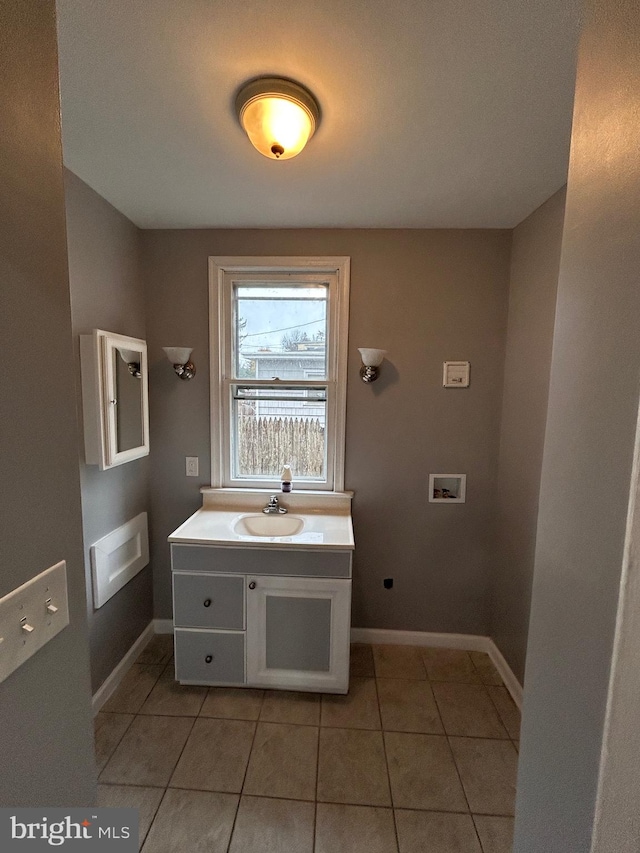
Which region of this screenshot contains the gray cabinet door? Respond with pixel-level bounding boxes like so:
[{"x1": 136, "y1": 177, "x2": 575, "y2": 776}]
[
  {"x1": 246, "y1": 575, "x2": 351, "y2": 693},
  {"x1": 173, "y1": 572, "x2": 244, "y2": 629},
  {"x1": 174, "y1": 629, "x2": 245, "y2": 685}
]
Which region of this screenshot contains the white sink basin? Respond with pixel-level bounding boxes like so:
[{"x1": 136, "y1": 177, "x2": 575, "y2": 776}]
[{"x1": 233, "y1": 514, "x2": 305, "y2": 537}]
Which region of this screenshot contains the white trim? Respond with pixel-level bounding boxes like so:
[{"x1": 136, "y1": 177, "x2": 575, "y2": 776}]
[
  {"x1": 247, "y1": 575, "x2": 350, "y2": 693},
  {"x1": 200, "y1": 487, "x2": 353, "y2": 513},
  {"x1": 153, "y1": 618, "x2": 175, "y2": 635},
  {"x1": 102, "y1": 333, "x2": 149, "y2": 468},
  {"x1": 92, "y1": 622, "x2": 155, "y2": 715},
  {"x1": 428, "y1": 473, "x2": 467, "y2": 503},
  {"x1": 80, "y1": 329, "x2": 149, "y2": 470},
  {"x1": 90, "y1": 512, "x2": 149, "y2": 609},
  {"x1": 350, "y1": 627, "x2": 523, "y2": 710},
  {"x1": 208, "y1": 257, "x2": 350, "y2": 492},
  {"x1": 487, "y1": 638, "x2": 524, "y2": 710}
]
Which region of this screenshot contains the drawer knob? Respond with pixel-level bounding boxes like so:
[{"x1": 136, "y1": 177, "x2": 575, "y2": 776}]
[
  {"x1": 203, "y1": 598, "x2": 212, "y2": 607},
  {"x1": 248, "y1": 581, "x2": 256, "y2": 590},
  {"x1": 205, "y1": 654, "x2": 213, "y2": 663}
]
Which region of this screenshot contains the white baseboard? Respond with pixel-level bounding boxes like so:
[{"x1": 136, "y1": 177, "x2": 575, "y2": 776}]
[
  {"x1": 92, "y1": 622, "x2": 522, "y2": 715},
  {"x1": 350, "y1": 627, "x2": 523, "y2": 710},
  {"x1": 486, "y1": 638, "x2": 523, "y2": 710},
  {"x1": 350, "y1": 627, "x2": 489, "y2": 652},
  {"x1": 92, "y1": 621, "x2": 156, "y2": 716}
]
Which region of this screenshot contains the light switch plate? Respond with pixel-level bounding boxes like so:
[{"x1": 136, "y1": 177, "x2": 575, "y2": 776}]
[{"x1": 0, "y1": 561, "x2": 70, "y2": 685}]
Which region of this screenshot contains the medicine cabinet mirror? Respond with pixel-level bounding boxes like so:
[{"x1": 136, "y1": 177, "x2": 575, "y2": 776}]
[{"x1": 80, "y1": 329, "x2": 149, "y2": 470}]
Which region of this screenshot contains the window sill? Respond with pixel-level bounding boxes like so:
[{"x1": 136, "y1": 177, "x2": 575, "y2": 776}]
[{"x1": 200, "y1": 487, "x2": 353, "y2": 514}]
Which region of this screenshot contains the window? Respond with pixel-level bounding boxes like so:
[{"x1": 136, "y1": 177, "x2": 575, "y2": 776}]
[{"x1": 209, "y1": 257, "x2": 350, "y2": 491}]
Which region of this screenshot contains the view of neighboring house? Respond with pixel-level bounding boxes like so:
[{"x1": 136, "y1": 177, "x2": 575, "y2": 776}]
[{"x1": 240, "y1": 339, "x2": 327, "y2": 427}]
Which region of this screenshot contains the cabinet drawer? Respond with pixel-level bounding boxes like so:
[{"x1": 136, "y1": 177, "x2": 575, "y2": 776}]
[
  {"x1": 171, "y1": 544, "x2": 351, "y2": 578},
  {"x1": 174, "y1": 629, "x2": 245, "y2": 685},
  {"x1": 173, "y1": 572, "x2": 244, "y2": 629}
]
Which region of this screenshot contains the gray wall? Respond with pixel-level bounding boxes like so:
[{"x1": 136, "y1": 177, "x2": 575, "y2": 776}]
[
  {"x1": 141, "y1": 229, "x2": 512, "y2": 634},
  {"x1": 65, "y1": 169, "x2": 153, "y2": 692},
  {"x1": 514, "y1": 0, "x2": 640, "y2": 848},
  {"x1": 491, "y1": 188, "x2": 566, "y2": 682},
  {"x1": 0, "y1": 0, "x2": 96, "y2": 806}
]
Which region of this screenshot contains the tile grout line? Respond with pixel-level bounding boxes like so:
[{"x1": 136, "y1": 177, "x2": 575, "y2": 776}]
[
  {"x1": 442, "y1": 727, "x2": 483, "y2": 849},
  {"x1": 485, "y1": 685, "x2": 510, "y2": 737},
  {"x1": 430, "y1": 669, "x2": 511, "y2": 741},
  {"x1": 485, "y1": 682, "x2": 521, "y2": 742},
  {"x1": 95, "y1": 712, "x2": 137, "y2": 776},
  {"x1": 224, "y1": 690, "x2": 266, "y2": 853},
  {"x1": 471, "y1": 814, "x2": 490, "y2": 853},
  {"x1": 312, "y1": 699, "x2": 322, "y2": 853},
  {"x1": 375, "y1": 676, "x2": 401, "y2": 853},
  {"x1": 102, "y1": 667, "x2": 164, "y2": 717},
  {"x1": 425, "y1": 650, "x2": 476, "y2": 821},
  {"x1": 133, "y1": 637, "x2": 195, "y2": 853},
  {"x1": 140, "y1": 786, "x2": 171, "y2": 853},
  {"x1": 104, "y1": 644, "x2": 517, "y2": 851},
  {"x1": 132, "y1": 782, "x2": 514, "y2": 818},
  {"x1": 159, "y1": 712, "x2": 198, "y2": 786}
]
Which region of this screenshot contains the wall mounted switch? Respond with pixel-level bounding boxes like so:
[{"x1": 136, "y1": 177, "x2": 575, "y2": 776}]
[
  {"x1": 186, "y1": 456, "x2": 199, "y2": 477},
  {"x1": 0, "y1": 560, "x2": 70, "y2": 685}
]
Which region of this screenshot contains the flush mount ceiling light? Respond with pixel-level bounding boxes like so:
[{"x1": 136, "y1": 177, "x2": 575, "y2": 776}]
[{"x1": 235, "y1": 77, "x2": 320, "y2": 160}]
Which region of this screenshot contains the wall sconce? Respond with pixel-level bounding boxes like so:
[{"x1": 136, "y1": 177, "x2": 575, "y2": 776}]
[
  {"x1": 118, "y1": 348, "x2": 142, "y2": 378},
  {"x1": 163, "y1": 347, "x2": 196, "y2": 381},
  {"x1": 358, "y1": 348, "x2": 387, "y2": 383},
  {"x1": 235, "y1": 77, "x2": 320, "y2": 160}
]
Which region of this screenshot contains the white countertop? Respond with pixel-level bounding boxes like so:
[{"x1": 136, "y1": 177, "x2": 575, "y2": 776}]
[{"x1": 168, "y1": 506, "x2": 355, "y2": 551}]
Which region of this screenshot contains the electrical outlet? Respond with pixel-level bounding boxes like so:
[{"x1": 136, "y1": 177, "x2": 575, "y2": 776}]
[
  {"x1": 0, "y1": 561, "x2": 70, "y2": 685},
  {"x1": 186, "y1": 456, "x2": 199, "y2": 477}
]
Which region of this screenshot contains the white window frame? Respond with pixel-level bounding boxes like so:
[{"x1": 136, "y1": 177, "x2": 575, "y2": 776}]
[{"x1": 209, "y1": 257, "x2": 350, "y2": 491}]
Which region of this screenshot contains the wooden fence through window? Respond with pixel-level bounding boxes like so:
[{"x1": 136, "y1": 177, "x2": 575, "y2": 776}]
[{"x1": 237, "y1": 415, "x2": 324, "y2": 477}]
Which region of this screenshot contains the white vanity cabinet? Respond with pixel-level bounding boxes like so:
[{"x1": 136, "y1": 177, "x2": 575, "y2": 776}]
[{"x1": 171, "y1": 544, "x2": 352, "y2": 694}]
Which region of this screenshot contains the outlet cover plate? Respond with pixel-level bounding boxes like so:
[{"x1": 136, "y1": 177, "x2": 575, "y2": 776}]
[{"x1": 0, "y1": 561, "x2": 70, "y2": 685}]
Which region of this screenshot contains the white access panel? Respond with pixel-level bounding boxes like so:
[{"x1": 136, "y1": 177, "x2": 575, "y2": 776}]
[
  {"x1": 90, "y1": 512, "x2": 149, "y2": 609},
  {"x1": 0, "y1": 561, "x2": 70, "y2": 685}
]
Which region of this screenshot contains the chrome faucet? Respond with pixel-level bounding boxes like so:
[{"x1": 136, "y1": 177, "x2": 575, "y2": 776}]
[{"x1": 262, "y1": 495, "x2": 288, "y2": 515}]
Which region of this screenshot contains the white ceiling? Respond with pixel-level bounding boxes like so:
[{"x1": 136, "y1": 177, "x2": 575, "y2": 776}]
[{"x1": 56, "y1": 0, "x2": 582, "y2": 229}]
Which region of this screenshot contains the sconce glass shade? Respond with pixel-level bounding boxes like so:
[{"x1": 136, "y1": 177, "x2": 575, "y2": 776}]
[
  {"x1": 236, "y1": 78, "x2": 319, "y2": 160},
  {"x1": 163, "y1": 347, "x2": 193, "y2": 365},
  {"x1": 163, "y1": 346, "x2": 195, "y2": 381},
  {"x1": 358, "y1": 348, "x2": 387, "y2": 367},
  {"x1": 118, "y1": 347, "x2": 142, "y2": 378},
  {"x1": 119, "y1": 348, "x2": 139, "y2": 364}
]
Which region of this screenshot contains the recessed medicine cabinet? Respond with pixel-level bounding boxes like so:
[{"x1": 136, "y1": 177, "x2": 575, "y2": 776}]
[{"x1": 80, "y1": 329, "x2": 149, "y2": 469}]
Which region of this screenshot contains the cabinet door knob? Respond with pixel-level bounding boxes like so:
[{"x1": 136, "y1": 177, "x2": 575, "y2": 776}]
[
  {"x1": 248, "y1": 581, "x2": 256, "y2": 590},
  {"x1": 205, "y1": 654, "x2": 213, "y2": 663},
  {"x1": 203, "y1": 598, "x2": 212, "y2": 607}
]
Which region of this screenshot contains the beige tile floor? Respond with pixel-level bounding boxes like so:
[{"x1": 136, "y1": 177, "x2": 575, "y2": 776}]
[{"x1": 95, "y1": 635, "x2": 520, "y2": 853}]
